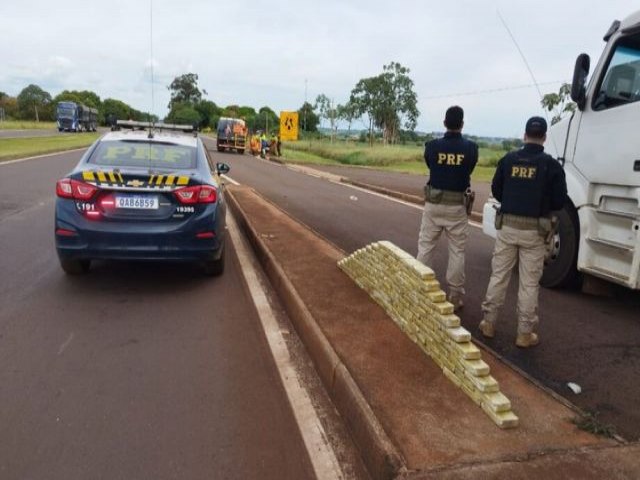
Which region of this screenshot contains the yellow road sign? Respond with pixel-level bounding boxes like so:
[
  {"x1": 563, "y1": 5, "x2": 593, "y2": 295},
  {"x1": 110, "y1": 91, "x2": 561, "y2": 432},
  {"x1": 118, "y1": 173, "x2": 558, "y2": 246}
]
[{"x1": 280, "y1": 111, "x2": 299, "y2": 141}]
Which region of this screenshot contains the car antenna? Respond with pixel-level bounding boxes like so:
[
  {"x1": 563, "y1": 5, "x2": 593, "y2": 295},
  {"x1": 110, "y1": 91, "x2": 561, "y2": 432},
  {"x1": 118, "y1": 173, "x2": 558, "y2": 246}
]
[
  {"x1": 497, "y1": 9, "x2": 560, "y2": 154},
  {"x1": 147, "y1": 0, "x2": 155, "y2": 140}
]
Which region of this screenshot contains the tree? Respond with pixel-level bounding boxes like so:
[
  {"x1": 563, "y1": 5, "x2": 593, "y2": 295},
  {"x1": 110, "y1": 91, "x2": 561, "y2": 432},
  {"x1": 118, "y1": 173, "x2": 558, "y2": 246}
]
[
  {"x1": 167, "y1": 73, "x2": 205, "y2": 109},
  {"x1": 166, "y1": 103, "x2": 201, "y2": 126},
  {"x1": 17, "y1": 84, "x2": 52, "y2": 121},
  {"x1": 337, "y1": 101, "x2": 358, "y2": 135},
  {"x1": 297, "y1": 101, "x2": 319, "y2": 132},
  {"x1": 541, "y1": 83, "x2": 576, "y2": 125},
  {"x1": 502, "y1": 138, "x2": 524, "y2": 151},
  {"x1": 254, "y1": 106, "x2": 279, "y2": 134},
  {"x1": 0, "y1": 95, "x2": 18, "y2": 120},
  {"x1": 349, "y1": 62, "x2": 419, "y2": 145},
  {"x1": 315, "y1": 94, "x2": 340, "y2": 142},
  {"x1": 195, "y1": 100, "x2": 221, "y2": 129}
]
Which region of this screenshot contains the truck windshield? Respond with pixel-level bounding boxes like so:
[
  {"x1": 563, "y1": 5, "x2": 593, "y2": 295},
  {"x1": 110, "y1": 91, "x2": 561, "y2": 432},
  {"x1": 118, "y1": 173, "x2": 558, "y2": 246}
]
[
  {"x1": 57, "y1": 107, "x2": 75, "y2": 118},
  {"x1": 89, "y1": 140, "x2": 197, "y2": 169},
  {"x1": 594, "y1": 38, "x2": 640, "y2": 111}
]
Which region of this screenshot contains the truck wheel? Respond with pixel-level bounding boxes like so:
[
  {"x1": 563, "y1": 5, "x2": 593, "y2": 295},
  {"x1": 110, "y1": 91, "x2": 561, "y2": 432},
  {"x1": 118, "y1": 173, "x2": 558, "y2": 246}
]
[
  {"x1": 540, "y1": 204, "x2": 580, "y2": 288},
  {"x1": 60, "y1": 258, "x2": 91, "y2": 275},
  {"x1": 237, "y1": 149, "x2": 245, "y2": 154}
]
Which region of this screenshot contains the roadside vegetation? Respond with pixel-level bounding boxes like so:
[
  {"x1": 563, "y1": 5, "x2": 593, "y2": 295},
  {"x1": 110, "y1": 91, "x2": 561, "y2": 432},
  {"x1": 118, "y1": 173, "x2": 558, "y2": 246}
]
[
  {"x1": 0, "y1": 120, "x2": 58, "y2": 130},
  {"x1": 281, "y1": 139, "x2": 506, "y2": 182},
  {"x1": 0, "y1": 133, "x2": 99, "y2": 162}
]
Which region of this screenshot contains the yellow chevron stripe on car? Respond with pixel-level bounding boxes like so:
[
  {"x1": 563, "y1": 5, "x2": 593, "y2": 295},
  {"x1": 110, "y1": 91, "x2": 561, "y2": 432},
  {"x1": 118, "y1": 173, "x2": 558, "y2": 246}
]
[
  {"x1": 82, "y1": 171, "x2": 96, "y2": 182},
  {"x1": 177, "y1": 176, "x2": 189, "y2": 186}
]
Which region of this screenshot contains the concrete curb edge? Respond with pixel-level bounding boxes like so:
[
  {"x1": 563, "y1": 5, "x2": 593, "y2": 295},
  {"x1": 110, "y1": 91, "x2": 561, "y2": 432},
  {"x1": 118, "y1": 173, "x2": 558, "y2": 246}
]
[{"x1": 227, "y1": 188, "x2": 407, "y2": 480}]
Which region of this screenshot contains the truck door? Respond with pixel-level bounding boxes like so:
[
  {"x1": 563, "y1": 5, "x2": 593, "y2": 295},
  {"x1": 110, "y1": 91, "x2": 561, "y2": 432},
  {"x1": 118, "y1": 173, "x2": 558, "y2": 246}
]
[{"x1": 572, "y1": 33, "x2": 640, "y2": 188}]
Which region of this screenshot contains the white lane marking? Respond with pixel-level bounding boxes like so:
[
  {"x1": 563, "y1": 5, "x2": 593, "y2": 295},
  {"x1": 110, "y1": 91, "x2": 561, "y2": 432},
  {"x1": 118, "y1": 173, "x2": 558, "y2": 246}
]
[
  {"x1": 302, "y1": 168, "x2": 484, "y2": 230},
  {"x1": 228, "y1": 213, "x2": 344, "y2": 480},
  {"x1": 57, "y1": 333, "x2": 74, "y2": 355},
  {"x1": 0, "y1": 148, "x2": 88, "y2": 166},
  {"x1": 221, "y1": 174, "x2": 240, "y2": 186}
]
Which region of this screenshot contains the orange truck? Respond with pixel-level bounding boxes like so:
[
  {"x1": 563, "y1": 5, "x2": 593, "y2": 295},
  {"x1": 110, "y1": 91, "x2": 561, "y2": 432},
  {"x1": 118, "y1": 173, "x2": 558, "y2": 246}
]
[{"x1": 216, "y1": 117, "x2": 247, "y2": 154}]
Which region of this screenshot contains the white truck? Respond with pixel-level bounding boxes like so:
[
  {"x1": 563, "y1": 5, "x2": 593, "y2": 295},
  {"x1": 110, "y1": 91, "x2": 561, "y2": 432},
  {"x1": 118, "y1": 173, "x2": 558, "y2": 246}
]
[{"x1": 483, "y1": 10, "x2": 640, "y2": 289}]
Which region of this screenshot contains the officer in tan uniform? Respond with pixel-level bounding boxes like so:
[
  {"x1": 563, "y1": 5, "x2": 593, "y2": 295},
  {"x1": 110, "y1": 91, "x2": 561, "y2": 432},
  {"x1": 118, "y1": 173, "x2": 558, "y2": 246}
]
[
  {"x1": 417, "y1": 106, "x2": 478, "y2": 311},
  {"x1": 479, "y1": 116, "x2": 567, "y2": 347}
]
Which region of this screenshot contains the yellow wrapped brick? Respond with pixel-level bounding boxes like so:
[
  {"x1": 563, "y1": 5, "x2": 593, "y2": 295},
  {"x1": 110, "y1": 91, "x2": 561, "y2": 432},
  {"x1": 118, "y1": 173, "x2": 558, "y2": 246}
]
[
  {"x1": 481, "y1": 403, "x2": 519, "y2": 429},
  {"x1": 460, "y1": 381, "x2": 483, "y2": 406},
  {"x1": 451, "y1": 340, "x2": 481, "y2": 360},
  {"x1": 427, "y1": 291, "x2": 447, "y2": 303},
  {"x1": 482, "y1": 391, "x2": 511, "y2": 413},
  {"x1": 433, "y1": 301, "x2": 454, "y2": 315},
  {"x1": 442, "y1": 367, "x2": 461, "y2": 387},
  {"x1": 461, "y1": 358, "x2": 490, "y2": 377},
  {"x1": 435, "y1": 313, "x2": 461, "y2": 329},
  {"x1": 465, "y1": 371, "x2": 499, "y2": 393},
  {"x1": 446, "y1": 326, "x2": 472, "y2": 343}
]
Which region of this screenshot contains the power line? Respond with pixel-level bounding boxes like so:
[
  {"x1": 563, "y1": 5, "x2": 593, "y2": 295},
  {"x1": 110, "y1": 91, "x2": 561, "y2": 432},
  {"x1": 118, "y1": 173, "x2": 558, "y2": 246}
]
[{"x1": 423, "y1": 80, "x2": 564, "y2": 99}]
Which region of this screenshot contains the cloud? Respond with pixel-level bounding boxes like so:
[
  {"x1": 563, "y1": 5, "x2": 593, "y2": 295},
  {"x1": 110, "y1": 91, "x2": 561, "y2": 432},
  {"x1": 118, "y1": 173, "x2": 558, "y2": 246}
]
[{"x1": 0, "y1": 0, "x2": 635, "y2": 136}]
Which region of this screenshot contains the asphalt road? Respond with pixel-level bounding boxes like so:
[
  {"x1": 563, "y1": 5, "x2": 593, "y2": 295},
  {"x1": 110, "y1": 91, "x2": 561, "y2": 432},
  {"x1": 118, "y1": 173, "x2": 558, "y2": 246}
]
[
  {"x1": 210, "y1": 145, "x2": 640, "y2": 442},
  {"x1": 0, "y1": 151, "x2": 316, "y2": 479}
]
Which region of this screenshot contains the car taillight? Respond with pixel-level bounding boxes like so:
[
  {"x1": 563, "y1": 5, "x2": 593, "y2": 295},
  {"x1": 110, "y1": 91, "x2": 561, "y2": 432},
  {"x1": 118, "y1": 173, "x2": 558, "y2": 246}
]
[
  {"x1": 56, "y1": 179, "x2": 73, "y2": 198},
  {"x1": 174, "y1": 185, "x2": 217, "y2": 204},
  {"x1": 56, "y1": 179, "x2": 99, "y2": 200}
]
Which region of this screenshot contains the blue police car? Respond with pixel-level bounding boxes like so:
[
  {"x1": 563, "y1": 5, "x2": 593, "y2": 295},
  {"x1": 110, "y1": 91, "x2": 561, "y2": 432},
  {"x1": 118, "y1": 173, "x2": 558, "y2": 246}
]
[{"x1": 55, "y1": 121, "x2": 229, "y2": 276}]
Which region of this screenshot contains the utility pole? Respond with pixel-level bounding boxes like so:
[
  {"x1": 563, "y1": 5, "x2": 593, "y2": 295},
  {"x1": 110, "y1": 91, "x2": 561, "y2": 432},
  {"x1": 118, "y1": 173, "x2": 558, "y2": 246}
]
[{"x1": 304, "y1": 78, "x2": 308, "y2": 133}]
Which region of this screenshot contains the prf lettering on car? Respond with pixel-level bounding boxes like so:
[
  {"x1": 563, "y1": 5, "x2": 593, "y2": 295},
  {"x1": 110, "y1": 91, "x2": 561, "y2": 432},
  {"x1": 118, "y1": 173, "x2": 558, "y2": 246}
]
[
  {"x1": 510, "y1": 166, "x2": 537, "y2": 179},
  {"x1": 437, "y1": 153, "x2": 465, "y2": 165},
  {"x1": 103, "y1": 145, "x2": 189, "y2": 163}
]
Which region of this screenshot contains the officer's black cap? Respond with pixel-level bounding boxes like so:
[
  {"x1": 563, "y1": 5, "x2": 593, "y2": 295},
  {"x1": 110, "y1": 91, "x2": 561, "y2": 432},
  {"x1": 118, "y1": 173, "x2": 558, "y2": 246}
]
[
  {"x1": 444, "y1": 106, "x2": 464, "y2": 130},
  {"x1": 525, "y1": 116, "x2": 547, "y2": 138}
]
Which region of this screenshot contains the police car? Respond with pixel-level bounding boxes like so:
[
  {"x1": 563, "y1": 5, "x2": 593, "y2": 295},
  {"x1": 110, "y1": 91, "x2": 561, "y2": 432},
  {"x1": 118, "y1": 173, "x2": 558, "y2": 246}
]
[{"x1": 55, "y1": 121, "x2": 229, "y2": 276}]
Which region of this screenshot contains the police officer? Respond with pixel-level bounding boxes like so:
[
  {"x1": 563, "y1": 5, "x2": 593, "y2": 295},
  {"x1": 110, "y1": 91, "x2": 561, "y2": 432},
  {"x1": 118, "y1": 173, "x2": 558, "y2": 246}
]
[
  {"x1": 479, "y1": 116, "x2": 567, "y2": 348},
  {"x1": 417, "y1": 106, "x2": 478, "y2": 311}
]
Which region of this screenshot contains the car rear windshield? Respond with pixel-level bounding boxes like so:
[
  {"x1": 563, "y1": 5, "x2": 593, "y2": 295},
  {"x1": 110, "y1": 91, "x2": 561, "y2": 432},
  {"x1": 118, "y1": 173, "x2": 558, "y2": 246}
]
[{"x1": 89, "y1": 140, "x2": 197, "y2": 169}]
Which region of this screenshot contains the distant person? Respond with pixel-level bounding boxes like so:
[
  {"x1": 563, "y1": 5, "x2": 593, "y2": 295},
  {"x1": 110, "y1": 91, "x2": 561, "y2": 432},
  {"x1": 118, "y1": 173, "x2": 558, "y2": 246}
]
[
  {"x1": 479, "y1": 116, "x2": 567, "y2": 348},
  {"x1": 260, "y1": 132, "x2": 268, "y2": 158},
  {"x1": 416, "y1": 106, "x2": 478, "y2": 312}
]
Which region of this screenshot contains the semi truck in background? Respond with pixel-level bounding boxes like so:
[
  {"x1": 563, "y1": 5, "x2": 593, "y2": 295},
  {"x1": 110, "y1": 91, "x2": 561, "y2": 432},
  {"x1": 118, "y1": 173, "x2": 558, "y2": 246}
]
[
  {"x1": 483, "y1": 9, "x2": 640, "y2": 290},
  {"x1": 216, "y1": 117, "x2": 246, "y2": 154},
  {"x1": 56, "y1": 101, "x2": 98, "y2": 132}
]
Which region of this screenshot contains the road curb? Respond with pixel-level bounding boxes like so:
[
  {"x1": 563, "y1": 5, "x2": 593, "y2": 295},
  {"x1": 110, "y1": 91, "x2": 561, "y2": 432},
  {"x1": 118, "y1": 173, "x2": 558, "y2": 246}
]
[{"x1": 226, "y1": 187, "x2": 406, "y2": 480}]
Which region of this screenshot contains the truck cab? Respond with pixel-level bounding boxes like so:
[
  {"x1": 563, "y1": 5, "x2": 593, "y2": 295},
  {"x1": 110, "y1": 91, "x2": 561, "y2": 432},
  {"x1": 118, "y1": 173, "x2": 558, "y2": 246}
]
[{"x1": 484, "y1": 10, "x2": 640, "y2": 289}]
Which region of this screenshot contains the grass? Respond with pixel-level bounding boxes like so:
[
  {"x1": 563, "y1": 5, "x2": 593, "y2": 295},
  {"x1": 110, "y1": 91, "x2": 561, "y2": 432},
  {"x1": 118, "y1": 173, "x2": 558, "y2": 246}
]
[
  {"x1": 281, "y1": 139, "x2": 504, "y2": 182},
  {"x1": 572, "y1": 411, "x2": 617, "y2": 438},
  {"x1": 0, "y1": 120, "x2": 58, "y2": 130},
  {"x1": 0, "y1": 133, "x2": 100, "y2": 162}
]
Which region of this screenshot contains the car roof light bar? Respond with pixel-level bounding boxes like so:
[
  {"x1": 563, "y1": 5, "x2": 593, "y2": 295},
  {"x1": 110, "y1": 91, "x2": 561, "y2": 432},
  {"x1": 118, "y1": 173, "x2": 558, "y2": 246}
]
[{"x1": 116, "y1": 120, "x2": 195, "y2": 134}]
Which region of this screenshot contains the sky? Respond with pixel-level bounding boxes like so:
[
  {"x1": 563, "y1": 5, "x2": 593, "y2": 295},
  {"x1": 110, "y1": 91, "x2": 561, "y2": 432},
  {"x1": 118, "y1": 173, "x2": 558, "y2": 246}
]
[{"x1": 0, "y1": 0, "x2": 637, "y2": 137}]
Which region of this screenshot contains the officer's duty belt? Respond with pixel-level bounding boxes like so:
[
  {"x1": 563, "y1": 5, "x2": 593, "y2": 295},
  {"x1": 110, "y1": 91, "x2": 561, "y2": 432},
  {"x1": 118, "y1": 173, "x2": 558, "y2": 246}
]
[
  {"x1": 502, "y1": 213, "x2": 540, "y2": 230},
  {"x1": 424, "y1": 187, "x2": 464, "y2": 205}
]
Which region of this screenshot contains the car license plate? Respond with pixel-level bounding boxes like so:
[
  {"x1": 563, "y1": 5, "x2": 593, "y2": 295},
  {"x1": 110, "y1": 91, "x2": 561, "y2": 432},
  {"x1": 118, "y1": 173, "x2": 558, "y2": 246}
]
[{"x1": 115, "y1": 195, "x2": 159, "y2": 209}]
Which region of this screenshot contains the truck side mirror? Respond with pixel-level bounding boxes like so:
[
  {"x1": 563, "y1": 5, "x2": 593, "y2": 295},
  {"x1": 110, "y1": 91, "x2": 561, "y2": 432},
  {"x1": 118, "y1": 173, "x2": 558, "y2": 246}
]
[{"x1": 571, "y1": 53, "x2": 591, "y2": 110}]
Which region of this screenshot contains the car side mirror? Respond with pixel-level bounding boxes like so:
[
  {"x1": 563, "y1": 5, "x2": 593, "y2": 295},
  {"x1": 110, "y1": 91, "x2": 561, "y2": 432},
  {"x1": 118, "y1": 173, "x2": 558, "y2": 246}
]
[
  {"x1": 216, "y1": 162, "x2": 230, "y2": 175},
  {"x1": 571, "y1": 53, "x2": 590, "y2": 110}
]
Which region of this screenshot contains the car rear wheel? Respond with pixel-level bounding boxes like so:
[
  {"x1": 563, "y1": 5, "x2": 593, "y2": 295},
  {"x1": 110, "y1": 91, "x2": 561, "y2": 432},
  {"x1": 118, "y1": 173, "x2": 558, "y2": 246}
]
[
  {"x1": 60, "y1": 258, "x2": 91, "y2": 275},
  {"x1": 203, "y1": 249, "x2": 225, "y2": 276}
]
